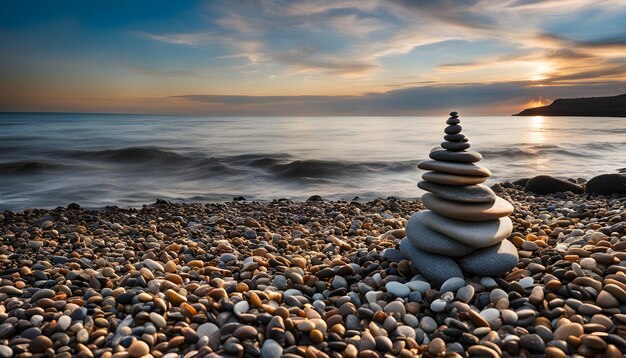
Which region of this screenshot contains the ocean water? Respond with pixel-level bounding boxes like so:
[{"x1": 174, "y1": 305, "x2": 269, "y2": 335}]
[{"x1": 1, "y1": 113, "x2": 624, "y2": 210}]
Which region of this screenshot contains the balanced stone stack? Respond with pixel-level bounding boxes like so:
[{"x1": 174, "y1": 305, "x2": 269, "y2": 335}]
[{"x1": 401, "y1": 111, "x2": 519, "y2": 286}]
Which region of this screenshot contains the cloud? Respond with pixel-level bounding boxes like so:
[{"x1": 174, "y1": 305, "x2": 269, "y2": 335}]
[
  {"x1": 133, "y1": 31, "x2": 212, "y2": 47},
  {"x1": 169, "y1": 82, "x2": 626, "y2": 115}
]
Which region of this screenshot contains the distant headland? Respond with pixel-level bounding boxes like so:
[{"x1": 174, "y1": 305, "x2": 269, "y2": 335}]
[{"x1": 514, "y1": 93, "x2": 626, "y2": 117}]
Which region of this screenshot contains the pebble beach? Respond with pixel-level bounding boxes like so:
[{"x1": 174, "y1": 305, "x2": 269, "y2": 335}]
[{"x1": 1, "y1": 184, "x2": 625, "y2": 358}]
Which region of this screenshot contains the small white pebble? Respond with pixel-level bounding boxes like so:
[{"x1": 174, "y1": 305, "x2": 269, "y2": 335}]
[
  {"x1": 579, "y1": 257, "x2": 596, "y2": 270},
  {"x1": 519, "y1": 277, "x2": 534, "y2": 289}
]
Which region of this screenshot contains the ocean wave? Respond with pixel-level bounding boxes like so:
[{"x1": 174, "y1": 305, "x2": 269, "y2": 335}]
[
  {"x1": 0, "y1": 161, "x2": 68, "y2": 174},
  {"x1": 266, "y1": 159, "x2": 417, "y2": 179},
  {"x1": 480, "y1": 145, "x2": 579, "y2": 158},
  {"x1": 69, "y1": 147, "x2": 190, "y2": 163}
]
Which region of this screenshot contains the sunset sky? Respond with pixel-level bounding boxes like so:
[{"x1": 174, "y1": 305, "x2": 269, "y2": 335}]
[{"x1": 1, "y1": 0, "x2": 625, "y2": 115}]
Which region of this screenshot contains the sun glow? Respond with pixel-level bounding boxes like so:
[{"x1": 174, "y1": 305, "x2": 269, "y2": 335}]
[
  {"x1": 528, "y1": 96, "x2": 550, "y2": 108},
  {"x1": 529, "y1": 62, "x2": 552, "y2": 82}
]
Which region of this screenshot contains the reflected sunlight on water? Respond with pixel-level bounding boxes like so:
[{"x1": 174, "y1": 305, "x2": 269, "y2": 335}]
[{"x1": 529, "y1": 116, "x2": 545, "y2": 144}]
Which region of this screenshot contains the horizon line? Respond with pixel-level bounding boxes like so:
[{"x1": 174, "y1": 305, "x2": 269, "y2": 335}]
[{"x1": 0, "y1": 110, "x2": 520, "y2": 117}]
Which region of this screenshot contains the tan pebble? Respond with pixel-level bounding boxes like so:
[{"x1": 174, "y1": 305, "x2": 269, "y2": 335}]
[
  {"x1": 605, "y1": 344, "x2": 623, "y2": 358},
  {"x1": 553, "y1": 322, "x2": 583, "y2": 341},
  {"x1": 545, "y1": 280, "x2": 562, "y2": 291},
  {"x1": 149, "y1": 312, "x2": 166, "y2": 329},
  {"x1": 252, "y1": 248, "x2": 267, "y2": 257},
  {"x1": 250, "y1": 291, "x2": 262, "y2": 308},
  {"x1": 309, "y1": 329, "x2": 323, "y2": 344},
  {"x1": 596, "y1": 290, "x2": 619, "y2": 308},
  {"x1": 582, "y1": 335, "x2": 607, "y2": 350},
  {"x1": 526, "y1": 234, "x2": 537, "y2": 241},
  {"x1": 428, "y1": 337, "x2": 445, "y2": 356},
  {"x1": 208, "y1": 288, "x2": 227, "y2": 300},
  {"x1": 236, "y1": 283, "x2": 249, "y2": 292},
  {"x1": 187, "y1": 260, "x2": 204, "y2": 268},
  {"x1": 290, "y1": 257, "x2": 306, "y2": 269},
  {"x1": 128, "y1": 341, "x2": 149, "y2": 358},
  {"x1": 180, "y1": 302, "x2": 197, "y2": 317},
  {"x1": 164, "y1": 261, "x2": 177, "y2": 272},
  {"x1": 165, "y1": 289, "x2": 187, "y2": 305},
  {"x1": 168, "y1": 336, "x2": 185, "y2": 348},
  {"x1": 343, "y1": 344, "x2": 358, "y2": 358},
  {"x1": 512, "y1": 236, "x2": 525, "y2": 247},
  {"x1": 331, "y1": 324, "x2": 345, "y2": 336},
  {"x1": 139, "y1": 268, "x2": 154, "y2": 280},
  {"x1": 94, "y1": 317, "x2": 109, "y2": 327},
  {"x1": 467, "y1": 345, "x2": 499, "y2": 358},
  {"x1": 137, "y1": 292, "x2": 153, "y2": 302},
  {"x1": 544, "y1": 346, "x2": 566, "y2": 358},
  {"x1": 163, "y1": 273, "x2": 183, "y2": 285},
  {"x1": 261, "y1": 303, "x2": 276, "y2": 314},
  {"x1": 604, "y1": 284, "x2": 626, "y2": 302}
]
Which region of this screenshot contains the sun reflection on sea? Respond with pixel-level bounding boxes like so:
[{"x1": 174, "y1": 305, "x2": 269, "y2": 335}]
[{"x1": 529, "y1": 116, "x2": 545, "y2": 143}]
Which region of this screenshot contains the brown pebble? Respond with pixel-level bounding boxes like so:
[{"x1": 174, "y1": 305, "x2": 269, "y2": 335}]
[
  {"x1": 467, "y1": 345, "x2": 499, "y2": 358},
  {"x1": 544, "y1": 346, "x2": 566, "y2": 358},
  {"x1": 597, "y1": 290, "x2": 619, "y2": 308},
  {"x1": 554, "y1": 322, "x2": 583, "y2": 341},
  {"x1": 605, "y1": 344, "x2": 623, "y2": 358},
  {"x1": 128, "y1": 340, "x2": 149, "y2": 358},
  {"x1": 310, "y1": 329, "x2": 323, "y2": 344},
  {"x1": 582, "y1": 335, "x2": 607, "y2": 350},
  {"x1": 29, "y1": 336, "x2": 53, "y2": 353},
  {"x1": 428, "y1": 337, "x2": 445, "y2": 356}
]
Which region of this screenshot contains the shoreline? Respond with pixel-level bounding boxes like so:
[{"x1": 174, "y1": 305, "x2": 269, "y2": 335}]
[{"x1": 0, "y1": 185, "x2": 625, "y2": 357}]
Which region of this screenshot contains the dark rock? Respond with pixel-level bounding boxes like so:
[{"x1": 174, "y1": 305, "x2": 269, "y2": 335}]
[
  {"x1": 306, "y1": 195, "x2": 323, "y2": 202},
  {"x1": 512, "y1": 178, "x2": 529, "y2": 187},
  {"x1": 524, "y1": 175, "x2": 584, "y2": 194},
  {"x1": 586, "y1": 174, "x2": 626, "y2": 195}
]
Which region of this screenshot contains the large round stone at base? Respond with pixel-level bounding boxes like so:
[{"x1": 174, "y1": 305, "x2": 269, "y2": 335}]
[
  {"x1": 406, "y1": 212, "x2": 476, "y2": 257},
  {"x1": 458, "y1": 240, "x2": 519, "y2": 276},
  {"x1": 422, "y1": 193, "x2": 514, "y2": 221},
  {"x1": 417, "y1": 181, "x2": 495, "y2": 203},
  {"x1": 419, "y1": 211, "x2": 513, "y2": 248},
  {"x1": 400, "y1": 237, "x2": 463, "y2": 286}
]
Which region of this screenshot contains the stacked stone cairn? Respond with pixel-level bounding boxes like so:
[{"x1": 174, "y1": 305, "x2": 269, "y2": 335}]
[{"x1": 401, "y1": 111, "x2": 519, "y2": 286}]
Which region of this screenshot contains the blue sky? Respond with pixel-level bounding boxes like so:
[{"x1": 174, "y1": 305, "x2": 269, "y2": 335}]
[{"x1": 0, "y1": 0, "x2": 625, "y2": 114}]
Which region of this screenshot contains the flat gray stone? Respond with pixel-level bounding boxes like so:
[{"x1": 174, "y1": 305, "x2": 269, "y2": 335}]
[
  {"x1": 459, "y1": 240, "x2": 519, "y2": 276},
  {"x1": 418, "y1": 160, "x2": 491, "y2": 177},
  {"x1": 429, "y1": 149, "x2": 482, "y2": 163},
  {"x1": 419, "y1": 211, "x2": 513, "y2": 248},
  {"x1": 440, "y1": 277, "x2": 466, "y2": 293},
  {"x1": 385, "y1": 282, "x2": 410, "y2": 298},
  {"x1": 400, "y1": 237, "x2": 464, "y2": 286},
  {"x1": 445, "y1": 125, "x2": 462, "y2": 134},
  {"x1": 405, "y1": 212, "x2": 476, "y2": 257},
  {"x1": 441, "y1": 141, "x2": 470, "y2": 151},
  {"x1": 422, "y1": 193, "x2": 514, "y2": 221},
  {"x1": 417, "y1": 181, "x2": 495, "y2": 203},
  {"x1": 422, "y1": 172, "x2": 487, "y2": 186}
]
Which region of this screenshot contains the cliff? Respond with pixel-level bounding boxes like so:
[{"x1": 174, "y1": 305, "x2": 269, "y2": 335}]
[{"x1": 514, "y1": 93, "x2": 626, "y2": 117}]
